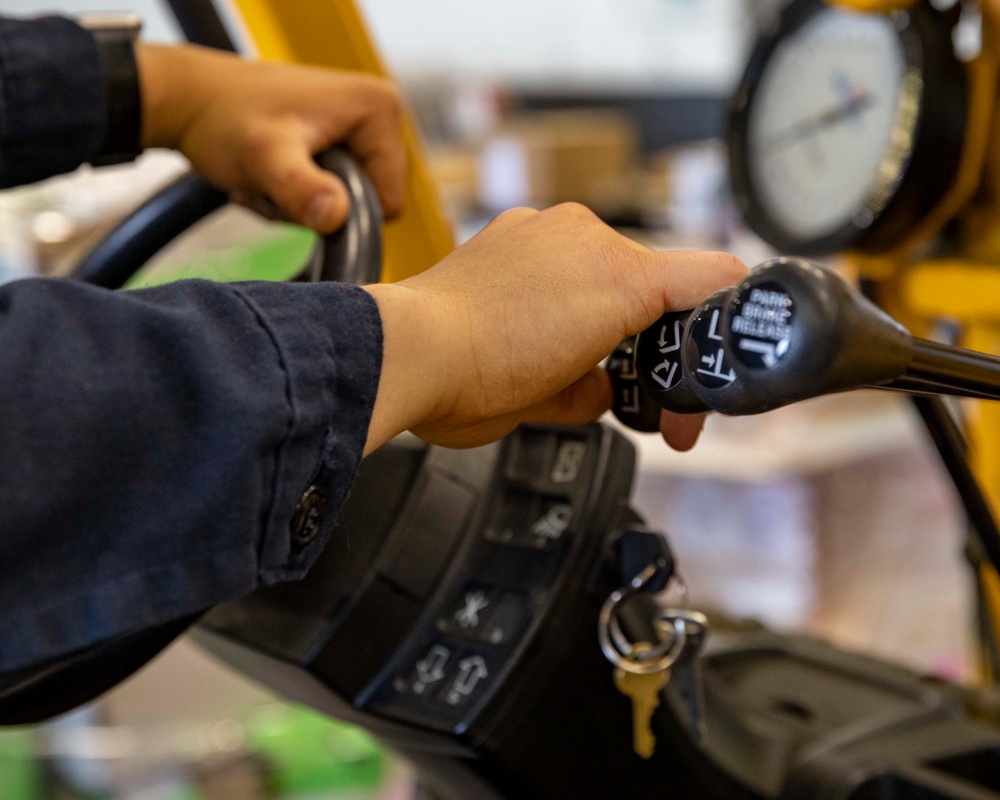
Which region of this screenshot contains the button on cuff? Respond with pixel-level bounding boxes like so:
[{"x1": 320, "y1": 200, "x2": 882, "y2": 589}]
[{"x1": 291, "y1": 484, "x2": 329, "y2": 546}]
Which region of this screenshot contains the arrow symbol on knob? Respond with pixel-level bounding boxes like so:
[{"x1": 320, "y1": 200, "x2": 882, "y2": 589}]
[
  {"x1": 738, "y1": 339, "x2": 778, "y2": 367},
  {"x1": 650, "y1": 360, "x2": 679, "y2": 390},
  {"x1": 658, "y1": 321, "x2": 683, "y2": 353}
]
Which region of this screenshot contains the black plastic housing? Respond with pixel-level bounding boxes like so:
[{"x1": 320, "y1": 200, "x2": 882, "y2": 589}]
[
  {"x1": 725, "y1": 258, "x2": 913, "y2": 405},
  {"x1": 681, "y1": 288, "x2": 782, "y2": 416},
  {"x1": 635, "y1": 310, "x2": 710, "y2": 414}
]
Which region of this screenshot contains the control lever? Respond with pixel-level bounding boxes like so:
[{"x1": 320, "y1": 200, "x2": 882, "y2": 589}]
[
  {"x1": 633, "y1": 310, "x2": 709, "y2": 414},
  {"x1": 633, "y1": 294, "x2": 778, "y2": 416},
  {"x1": 725, "y1": 257, "x2": 1000, "y2": 407},
  {"x1": 607, "y1": 337, "x2": 663, "y2": 433},
  {"x1": 680, "y1": 288, "x2": 781, "y2": 416}
]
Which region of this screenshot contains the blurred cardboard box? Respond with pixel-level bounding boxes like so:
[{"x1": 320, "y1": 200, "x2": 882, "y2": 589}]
[
  {"x1": 478, "y1": 110, "x2": 639, "y2": 215},
  {"x1": 426, "y1": 144, "x2": 480, "y2": 219}
]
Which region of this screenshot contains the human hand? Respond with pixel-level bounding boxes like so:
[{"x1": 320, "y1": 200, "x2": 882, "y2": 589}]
[
  {"x1": 137, "y1": 44, "x2": 405, "y2": 233},
  {"x1": 362, "y1": 204, "x2": 747, "y2": 454}
]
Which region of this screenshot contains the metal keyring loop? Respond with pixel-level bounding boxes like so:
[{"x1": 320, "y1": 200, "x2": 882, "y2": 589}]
[
  {"x1": 598, "y1": 564, "x2": 688, "y2": 675},
  {"x1": 609, "y1": 574, "x2": 693, "y2": 656},
  {"x1": 656, "y1": 607, "x2": 709, "y2": 637}
]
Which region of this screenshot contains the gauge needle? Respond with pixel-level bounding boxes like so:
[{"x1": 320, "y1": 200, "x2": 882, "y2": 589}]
[{"x1": 764, "y1": 92, "x2": 875, "y2": 151}]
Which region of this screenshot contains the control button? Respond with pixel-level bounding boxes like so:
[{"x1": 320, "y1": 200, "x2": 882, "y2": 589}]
[
  {"x1": 687, "y1": 301, "x2": 737, "y2": 389},
  {"x1": 529, "y1": 498, "x2": 573, "y2": 546},
  {"x1": 551, "y1": 437, "x2": 586, "y2": 484},
  {"x1": 507, "y1": 429, "x2": 557, "y2": 485},
  {"x1": 380, "y1": 472, "x2": 474, "y2": 600},
  {"x1": 438, "y1": 652, "x2": 491, "y2": 708},
  {"x1": 291, "y1": 484, "x2": 328, "y2": 545},
  {"x1": 485, "y1": 490, "x2": 538, "y2": 545},
  {"x1": 481, "y1": 592, "x2": 531, "y2": 646},
  {"x1": 438, "y1": 583, "x2": 496, "y2": 638},
  {"x1": 486, "y1": 492, "x2": 573, "y2": 550},
  {"x1": 395, "y1": 643, "x2": 456, "y2": 697}
]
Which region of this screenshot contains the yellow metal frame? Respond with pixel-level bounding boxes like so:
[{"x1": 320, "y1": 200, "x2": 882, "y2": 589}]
[
  {"x1": 830, "y1": 0, "x2": 1000, "y2": 278},
  {"x1": 831, "y1": 0, "x2": 1000, "y2": 682},
  {"x1": 229, "y1": 0, "x2": 455, "y2": 284},
  {"x1": 831, "y1": 0, "x2": 917, "y2": 10}
]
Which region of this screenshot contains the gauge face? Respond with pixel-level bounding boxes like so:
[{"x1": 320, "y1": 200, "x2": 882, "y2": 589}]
[
  {"x1": 730, "y1": 0, "x2": 966, "y2": 256},
  {"x1": 748, "y1": 8, "x2": 909, "y2": 242}
]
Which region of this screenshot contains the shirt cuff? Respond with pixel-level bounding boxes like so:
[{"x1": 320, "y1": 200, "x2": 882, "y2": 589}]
[{"x1": 228, "y1": 280, "x2": 384, "y2": 584}]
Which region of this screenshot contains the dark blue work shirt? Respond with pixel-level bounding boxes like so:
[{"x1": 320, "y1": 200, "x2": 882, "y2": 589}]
[{"x1": 0, "y1": 17, "x2": 384, "y2": 673}]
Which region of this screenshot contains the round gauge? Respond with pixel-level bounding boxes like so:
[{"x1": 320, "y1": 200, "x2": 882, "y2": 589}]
[{"x1": 729, "y1": 0, "x2": 967, "y2": 255}]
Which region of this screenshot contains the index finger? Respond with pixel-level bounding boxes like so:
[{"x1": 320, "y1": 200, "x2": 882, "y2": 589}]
[{"x1": 342, "y1": 85, "x2": 407, "y2": 219}]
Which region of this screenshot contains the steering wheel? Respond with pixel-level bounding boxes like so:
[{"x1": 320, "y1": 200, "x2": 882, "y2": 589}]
[
  {"x1": 0, "y1": 147, "x2": 384, "y2": 725},
  {"x1": 74, "y1": 147, "x2": 383, "y2": 288}
]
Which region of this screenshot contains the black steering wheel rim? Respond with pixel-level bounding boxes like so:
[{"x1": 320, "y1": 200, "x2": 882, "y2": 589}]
[{"x1": 73, "y1": 146, "x2": 383, "y2": 289}]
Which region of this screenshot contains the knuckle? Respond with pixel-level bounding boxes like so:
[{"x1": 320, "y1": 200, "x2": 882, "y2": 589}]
[
  {"x1": 362, "y1": 77, "x2": 404, "y2": 115},
  {"x1": 493, "y1": 206, "x2": 538, "y2": 225},
  {"x1": 550, "y1": 201, "x2": 596, "y2": 221},
  {"x1": 381, "y1": 82, "x2": 405, "y2": 114}
]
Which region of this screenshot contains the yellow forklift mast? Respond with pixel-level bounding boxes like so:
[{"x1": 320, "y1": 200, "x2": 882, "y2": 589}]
[{"x1": 229, "y1": 0, "x2": 454, "y2": 284}]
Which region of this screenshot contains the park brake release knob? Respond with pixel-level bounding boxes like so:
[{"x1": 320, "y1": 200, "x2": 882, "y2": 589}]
[
  {"x1": 681, "y1": 288, "x2": 781, "y2": 416},
  {"x1": 635, "y1": 311, "x2": 709, "y2": 414},
  {"x1": 724, "y1": 257, "x2": 913, "y2": 405}
]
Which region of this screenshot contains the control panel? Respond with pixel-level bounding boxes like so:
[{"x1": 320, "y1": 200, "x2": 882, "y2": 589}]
[{"x1": 196, "y1": 423, "x2": 635, "y2": 739}]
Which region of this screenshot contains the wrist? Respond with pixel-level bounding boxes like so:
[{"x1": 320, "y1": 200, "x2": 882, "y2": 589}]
[
  {"x1": 137, "y1": 43, "x2": 215, "y2": 150},
  {"x1": 362, "y1": 283, "x2": 452, "y2": 455}
]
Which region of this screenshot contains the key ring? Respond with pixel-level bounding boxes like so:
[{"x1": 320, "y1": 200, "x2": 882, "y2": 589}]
[
  {"x1": 608, "y1": 572, "x2": 690, "y2": 657},
  {"x1": 656, "y1": 608, "x2": 709, "y2": 643},
  {"x1": 599, "y1": 563, "x2": 688, "y2": 675}
]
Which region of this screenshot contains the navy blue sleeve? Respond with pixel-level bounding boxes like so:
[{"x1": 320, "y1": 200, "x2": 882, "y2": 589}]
[
  {"x1": 0, "y1": 15, "x2": 110, "y2": 187},
  {"x1": 0, "y1": 278, "x2": 382, "y2": 673}
]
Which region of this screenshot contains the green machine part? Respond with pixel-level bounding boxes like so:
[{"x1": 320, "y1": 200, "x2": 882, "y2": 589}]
[
  {"x1": 0, "y1": 729, "x2": 43, "y2": 800},
  {"x1": 245, "y1": 705, "x2": 385, "y2": 797},
  {"x1": 125, "y1": 226, "x2": 315, "y2": 289}
]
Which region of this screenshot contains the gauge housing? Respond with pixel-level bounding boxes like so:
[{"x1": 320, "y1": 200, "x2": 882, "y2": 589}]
[{"x1": 729, "y1": 0, "x2": 967, "y2": 255}]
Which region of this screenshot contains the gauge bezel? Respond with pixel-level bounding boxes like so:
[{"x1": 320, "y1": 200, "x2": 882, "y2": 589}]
[{"x1": 728, "y1": 0, "x2": 967, "y2": 256}]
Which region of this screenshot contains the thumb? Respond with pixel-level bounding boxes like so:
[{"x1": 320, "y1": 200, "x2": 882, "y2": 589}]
[
  {"x1": 247, "y1": 137, "x2": 350, "y2": 234},
  {"x1": 631, "y1": 250, "x2": 748, "y2": 332}
]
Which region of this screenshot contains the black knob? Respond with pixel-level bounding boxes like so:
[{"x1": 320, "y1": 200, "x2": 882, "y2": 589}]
[
  {"x1": 635, "y1": 311, "x2": 709, "y2": 414},
  {"x1": 724, "y1": 257, "x2": 912, "y2": 405},
  {"x1": 682, "y1": 288, "x2": 780, "y2": 416},
  {"x1": 608, "y1": 336, "x2": 663, "y2": 433}
]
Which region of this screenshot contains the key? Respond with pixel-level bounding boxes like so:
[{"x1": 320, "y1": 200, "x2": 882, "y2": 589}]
[
  {"x1": 613, "y1": 643, "x2": 670, "y2": 759},
  {"x1": 617, "y1": 529, "x2": 676, "y2": 594},
  {"x1": 666, "y1": 613, "x2": 708, "y2": 745}
]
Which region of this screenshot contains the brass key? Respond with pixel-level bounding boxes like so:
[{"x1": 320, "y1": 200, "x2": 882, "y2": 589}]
[{"x1": 613, "y1": 644, "x2": 670, "y2": 759}]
